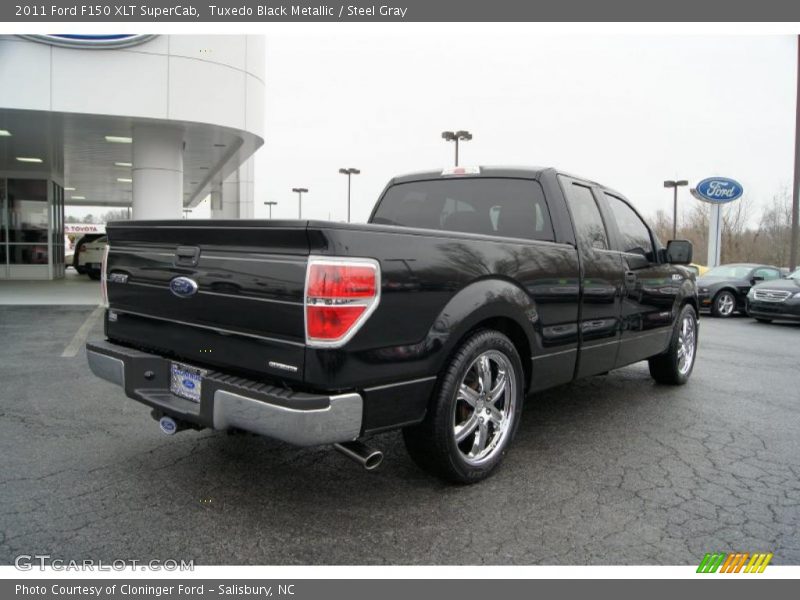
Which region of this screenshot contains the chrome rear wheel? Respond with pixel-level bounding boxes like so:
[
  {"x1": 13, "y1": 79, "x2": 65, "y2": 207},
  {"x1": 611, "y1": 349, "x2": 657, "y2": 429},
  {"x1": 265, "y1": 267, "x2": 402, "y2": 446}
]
[{"x1": 453, "y1": 350, "x2": 517, "y2": 466}]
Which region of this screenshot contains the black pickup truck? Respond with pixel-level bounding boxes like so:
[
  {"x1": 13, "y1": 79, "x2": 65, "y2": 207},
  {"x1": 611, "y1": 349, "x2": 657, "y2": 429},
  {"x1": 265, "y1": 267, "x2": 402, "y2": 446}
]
[{"x1": 87, "y1": 167, "x2": 698, "y2": 483}]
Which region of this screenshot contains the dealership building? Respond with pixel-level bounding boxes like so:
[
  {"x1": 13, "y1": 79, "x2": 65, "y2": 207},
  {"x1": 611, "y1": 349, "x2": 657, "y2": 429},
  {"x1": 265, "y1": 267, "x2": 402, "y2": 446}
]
[{"x1": 0, "y1": 34, "x2": 265, "y2": 280}]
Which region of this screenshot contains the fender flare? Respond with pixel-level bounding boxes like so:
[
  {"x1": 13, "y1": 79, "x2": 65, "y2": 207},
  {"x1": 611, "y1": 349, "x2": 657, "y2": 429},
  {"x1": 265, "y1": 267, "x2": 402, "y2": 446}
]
[{"x1": 423, "y1": 278, "x2": 539, "y2": 375}]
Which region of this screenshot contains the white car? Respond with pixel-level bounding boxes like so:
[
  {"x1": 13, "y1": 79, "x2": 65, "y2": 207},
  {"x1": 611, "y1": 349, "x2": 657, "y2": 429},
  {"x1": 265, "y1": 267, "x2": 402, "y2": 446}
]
[{"x1": 76, "y1": 236, "x2": 107, "y2": 280}]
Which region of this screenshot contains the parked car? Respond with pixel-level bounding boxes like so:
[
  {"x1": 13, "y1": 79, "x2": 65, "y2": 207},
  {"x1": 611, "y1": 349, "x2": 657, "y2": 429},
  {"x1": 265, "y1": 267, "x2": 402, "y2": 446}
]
[
  {"x1": 687, "y1": 263, "x2": 709, "y2": 277},
  {"x1": 76, "y1": 236, "x2": 108, "y2": 280},
  {"x1": 72, "y1": 233, "x2": 105, "y2": 276},
  {"x1": 746, "y1": 268, "x2": 800, "y2": 323},
  {"x1": 697, "y1": 263, "x2": 782, "y2": 318},
  {"x1": 86, "y1": 167, "x2": 698, "y2": 483}
]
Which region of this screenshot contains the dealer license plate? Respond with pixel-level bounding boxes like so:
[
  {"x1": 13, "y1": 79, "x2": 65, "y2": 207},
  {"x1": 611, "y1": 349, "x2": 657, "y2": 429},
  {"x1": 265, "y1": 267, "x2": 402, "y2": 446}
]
[{"x1": 170, "y1": 362, "x2": 206, "y2": 403}]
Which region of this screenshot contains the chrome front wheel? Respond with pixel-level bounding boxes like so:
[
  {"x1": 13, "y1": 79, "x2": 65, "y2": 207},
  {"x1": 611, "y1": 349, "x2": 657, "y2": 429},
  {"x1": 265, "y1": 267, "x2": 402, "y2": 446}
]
[
  {"x1": 648, "y1": 304, "x2": 698, "y2": 385},
  {"x1": 676, "y1": 312, "x2": 697, "y2": 376}
]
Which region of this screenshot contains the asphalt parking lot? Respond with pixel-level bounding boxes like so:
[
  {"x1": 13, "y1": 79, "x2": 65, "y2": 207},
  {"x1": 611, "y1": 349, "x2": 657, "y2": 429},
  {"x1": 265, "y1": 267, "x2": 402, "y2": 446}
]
[{"x1": 1, "y1": 305, "x2": 798, "y2": 565}]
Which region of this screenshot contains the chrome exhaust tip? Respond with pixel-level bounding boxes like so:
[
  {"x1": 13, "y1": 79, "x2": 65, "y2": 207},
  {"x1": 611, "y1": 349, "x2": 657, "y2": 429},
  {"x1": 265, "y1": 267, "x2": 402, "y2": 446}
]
[{"x1": 334, "y1": 440, "x2": 383, "y2": 471}]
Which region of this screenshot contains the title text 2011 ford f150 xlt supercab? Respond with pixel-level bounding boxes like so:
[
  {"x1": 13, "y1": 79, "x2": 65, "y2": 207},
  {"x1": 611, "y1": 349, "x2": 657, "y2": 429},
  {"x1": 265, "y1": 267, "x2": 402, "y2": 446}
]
[{"x1": 86, "y1": 167, "x2": 698, "y2": 483}]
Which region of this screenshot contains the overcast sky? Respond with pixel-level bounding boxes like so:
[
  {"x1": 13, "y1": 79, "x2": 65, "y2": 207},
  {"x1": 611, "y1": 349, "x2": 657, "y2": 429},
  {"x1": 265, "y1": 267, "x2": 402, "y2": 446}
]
[
  {"x1": 251, "y1": 33, "x2": 796, "y2": 225},
  {"x1": 67, "y1": 33, "x2": 796, "y2": 225}
]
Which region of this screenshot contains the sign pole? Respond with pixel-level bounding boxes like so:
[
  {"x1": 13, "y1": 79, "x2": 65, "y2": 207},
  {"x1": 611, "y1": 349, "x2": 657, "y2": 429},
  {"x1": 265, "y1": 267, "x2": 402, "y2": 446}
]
[{"x1": 707, "y1": 203, "x2": 723, "y2": 268}]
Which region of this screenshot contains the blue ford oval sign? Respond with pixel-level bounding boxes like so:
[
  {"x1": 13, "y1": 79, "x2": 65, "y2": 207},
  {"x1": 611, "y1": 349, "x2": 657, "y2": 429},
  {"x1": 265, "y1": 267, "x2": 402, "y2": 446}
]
[
  {"x1": 169, "y1": 277, "x2": 198, "y2": 298},
  {"x1": 694, "y1": 177, "x2": 744, "y2": 204}
]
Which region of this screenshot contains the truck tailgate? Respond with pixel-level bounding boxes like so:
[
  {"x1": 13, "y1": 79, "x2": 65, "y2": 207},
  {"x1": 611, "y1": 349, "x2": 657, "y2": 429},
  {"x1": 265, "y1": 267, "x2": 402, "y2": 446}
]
[{"x1": 104, "y1": 220, "x2": 310, "y2": 383}]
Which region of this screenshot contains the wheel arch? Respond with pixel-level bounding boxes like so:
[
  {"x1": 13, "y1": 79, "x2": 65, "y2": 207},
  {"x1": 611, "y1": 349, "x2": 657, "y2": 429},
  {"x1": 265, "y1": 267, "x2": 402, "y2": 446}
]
[{"x1": 426, "y1": 278, "x2": 537, "y2": 393}]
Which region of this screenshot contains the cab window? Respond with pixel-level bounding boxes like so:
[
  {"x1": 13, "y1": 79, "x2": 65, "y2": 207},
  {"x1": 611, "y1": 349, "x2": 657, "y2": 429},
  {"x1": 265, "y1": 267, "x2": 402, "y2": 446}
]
[
  {"x1": 605, "y1": 194, "x2": 655, "y2": 261},
  {"x1": 563, "y1": 183, "x2": 609, "y2": 250}
]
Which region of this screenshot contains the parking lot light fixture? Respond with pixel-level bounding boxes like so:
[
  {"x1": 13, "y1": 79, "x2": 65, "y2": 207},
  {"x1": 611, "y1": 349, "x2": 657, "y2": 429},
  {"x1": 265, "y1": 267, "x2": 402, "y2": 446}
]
[
  {"x1": 442, "y1": 130, "x2": 473, "y2": 166},
  {"x1": 264, "y1": 201, "x2": 278, "y2": 219},
  {"x1": 664, "y1": 179, "x2": 689, "y2": 239},
  {"x1": 292, "y1": 187, "x2": 308, "y2": 218},
  {"x1": 338, "y1": 168, "x2": 361, "y2": 223}
]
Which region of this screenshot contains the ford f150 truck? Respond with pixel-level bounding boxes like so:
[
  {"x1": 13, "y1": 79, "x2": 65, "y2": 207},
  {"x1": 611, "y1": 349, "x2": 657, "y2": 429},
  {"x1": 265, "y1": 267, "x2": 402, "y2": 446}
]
[{"x1": 86, "y1": 167, "x2": 698, "y2": 483}]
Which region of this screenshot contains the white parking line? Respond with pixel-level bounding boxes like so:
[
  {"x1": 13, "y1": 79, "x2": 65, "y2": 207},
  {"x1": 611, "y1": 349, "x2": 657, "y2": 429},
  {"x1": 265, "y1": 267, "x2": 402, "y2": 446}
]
[{"x1": 61, "y1": 305, "x2": 104, "y2": 358}]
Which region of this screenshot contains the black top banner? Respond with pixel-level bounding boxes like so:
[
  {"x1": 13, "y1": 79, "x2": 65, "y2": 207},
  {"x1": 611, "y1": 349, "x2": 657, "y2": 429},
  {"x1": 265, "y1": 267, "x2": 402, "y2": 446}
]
[{"x1": 4, "y1": 0, "x2": 800, "y2": 22}]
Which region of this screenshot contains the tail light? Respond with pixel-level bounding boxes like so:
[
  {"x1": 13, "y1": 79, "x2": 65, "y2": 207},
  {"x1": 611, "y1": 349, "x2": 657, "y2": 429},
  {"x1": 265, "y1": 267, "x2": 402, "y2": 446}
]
[
  {"x1": 304, "y1": 257, "x2": 380, "y2": 347},
  {"x1": 100, "y1": 243, "x2": 110, "y2": 308}
]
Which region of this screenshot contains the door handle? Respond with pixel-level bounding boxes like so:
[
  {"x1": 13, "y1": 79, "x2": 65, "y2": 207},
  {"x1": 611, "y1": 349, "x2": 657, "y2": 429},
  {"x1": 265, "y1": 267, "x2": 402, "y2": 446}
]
[
  {"x1": 624, "y1": 271, "x2": 637, "y2": 285},
  {"x1": 174, "y1": 245, "x2": 200, "y2": 267}
]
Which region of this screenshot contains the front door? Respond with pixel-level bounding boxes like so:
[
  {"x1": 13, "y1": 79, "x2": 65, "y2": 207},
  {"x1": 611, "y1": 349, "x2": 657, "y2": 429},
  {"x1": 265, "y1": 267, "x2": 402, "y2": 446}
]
[{"x1": 600, "y1": 192, "x2": 675, "y2": 367}]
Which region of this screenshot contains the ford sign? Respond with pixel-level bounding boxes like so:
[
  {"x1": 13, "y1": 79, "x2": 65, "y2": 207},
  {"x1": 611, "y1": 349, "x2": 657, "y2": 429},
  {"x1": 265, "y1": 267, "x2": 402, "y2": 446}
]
[
  {"x1": 19, "y1": 35, "x2": 156, "y2": 49},
  {"x1": 169, "y1": 277, "x2": 199, "y2": 298},
  {"x1": 694, "y1": 177, "x2": 744, "y2": 204}
]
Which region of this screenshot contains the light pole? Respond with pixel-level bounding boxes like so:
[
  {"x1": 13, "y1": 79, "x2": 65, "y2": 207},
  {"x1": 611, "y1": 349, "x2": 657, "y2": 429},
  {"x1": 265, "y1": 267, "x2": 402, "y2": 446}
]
[
  {"x1": 264, "y1": 201, "x2": 277, "y2": 219},
  {"x1": 441, "y1": 130, "x2": 472, "y2": 166},
  {"x1": 291, "y1": 188, "x2": 308, "y2": 219},
  {"x1": 338, "y1": 168, "x2": 360, "y2": 223},
  {"x1": 664, "y1": 180, "x2": 688, "y2": 239},
  {"x1": 182, "y1": 208, "x2": 192, "y2": 220},
  {"x1": 791, "y1": 34, "x2": 800, "y2": 270}
]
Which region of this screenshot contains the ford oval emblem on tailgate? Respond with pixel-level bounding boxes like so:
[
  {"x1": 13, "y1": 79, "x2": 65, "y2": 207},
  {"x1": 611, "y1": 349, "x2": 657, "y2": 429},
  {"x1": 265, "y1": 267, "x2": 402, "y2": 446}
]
[{"x1": 170, "y1": 276, "x2": 198, "y2": 298}]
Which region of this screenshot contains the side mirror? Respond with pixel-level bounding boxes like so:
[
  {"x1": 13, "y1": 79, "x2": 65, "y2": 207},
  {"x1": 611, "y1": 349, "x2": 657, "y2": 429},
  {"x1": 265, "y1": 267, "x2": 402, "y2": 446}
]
[
  {"x1": 665, "y1": 239, "x2": 692, "y2": 265},
  {"x1": 752, "y1": 276, "x2": 764, "y2": 283}
]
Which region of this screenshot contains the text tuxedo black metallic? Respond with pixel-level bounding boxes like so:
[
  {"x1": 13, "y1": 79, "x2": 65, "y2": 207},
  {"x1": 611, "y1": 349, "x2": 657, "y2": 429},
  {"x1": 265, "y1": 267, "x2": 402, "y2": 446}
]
[{"x1": 86, "y1": 167, "x2": 698, "y2": 482}]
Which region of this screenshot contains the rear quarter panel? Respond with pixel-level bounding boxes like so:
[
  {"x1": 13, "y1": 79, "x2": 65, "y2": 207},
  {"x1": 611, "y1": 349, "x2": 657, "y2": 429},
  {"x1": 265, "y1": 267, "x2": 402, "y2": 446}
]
[{"x1": 303, "y1": 224, "x2": 580, "y2": 393}]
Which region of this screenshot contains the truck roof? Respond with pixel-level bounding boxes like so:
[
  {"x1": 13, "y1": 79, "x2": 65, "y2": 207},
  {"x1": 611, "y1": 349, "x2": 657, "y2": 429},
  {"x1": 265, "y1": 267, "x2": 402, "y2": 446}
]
[
  {"x1": 389, "y1": 166, "x2": 552, "y2": 185},
  {"x1": 389, "y1": 166, "x2": 608, "y2": 189}
]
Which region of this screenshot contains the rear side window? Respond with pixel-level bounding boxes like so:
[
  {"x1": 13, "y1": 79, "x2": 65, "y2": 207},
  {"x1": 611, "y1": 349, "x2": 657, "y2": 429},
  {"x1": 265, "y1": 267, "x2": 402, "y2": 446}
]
[
  {"x1": 371, "y1": 178, "x2": 555, "y2": 242},
  {"x1": 754, "y1": 267, "x2": 780, "y2": 280},
  {"x1": 605, "y1": 194, "x2": 655, "y2": 261},
  {"x1": 563, "y1": 183, "x2": 608, "y2": 250}
]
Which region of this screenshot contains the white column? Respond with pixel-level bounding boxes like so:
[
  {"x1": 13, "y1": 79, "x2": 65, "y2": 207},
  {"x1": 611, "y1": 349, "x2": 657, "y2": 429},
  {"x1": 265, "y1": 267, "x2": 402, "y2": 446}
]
[
  {"x1": 132, "y1": 125, "x2": 184, "y2": 219},
  {"x1": 220, "y1": 172, "x2": 240, "y2": 219},
  {"x1": 209, "y1": 188, "x2": 224, "y2": 219},
  {"x1": 214, "y1": 158, "x2": 255, "y2": 220},
  {"x1": 238, "y1": 157, "x2": 255, "y2": 219}
]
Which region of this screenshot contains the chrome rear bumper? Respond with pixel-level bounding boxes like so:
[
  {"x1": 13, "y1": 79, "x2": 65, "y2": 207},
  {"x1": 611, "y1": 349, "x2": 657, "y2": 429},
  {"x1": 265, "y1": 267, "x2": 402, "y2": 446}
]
[{"x1": 87, "y1": 339, "x2": 363, "y2": 446}]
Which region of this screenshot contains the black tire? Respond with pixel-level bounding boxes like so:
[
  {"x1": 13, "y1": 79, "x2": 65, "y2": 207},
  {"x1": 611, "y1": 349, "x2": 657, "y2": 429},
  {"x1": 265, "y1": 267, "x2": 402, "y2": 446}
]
[
  {"x1": 649, "y1": 304, "x2": 698, "y2": 385},
  {"x1": 711, "y1": 290, "x2": 736, "y2": 318},
  {"x1": 403, "y1": 329, "x2": 524, "y2": 484},
  {"x1": 755, "y1": 318, "x2": 772, "y2": 324},
  {"x1": 88, "y1": 269, "x2": 101, "y2": 281}
]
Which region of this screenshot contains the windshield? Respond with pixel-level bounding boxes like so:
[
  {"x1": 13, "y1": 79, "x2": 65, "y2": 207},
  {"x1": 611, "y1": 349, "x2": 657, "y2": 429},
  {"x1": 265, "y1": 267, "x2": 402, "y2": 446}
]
[
  {"x1": 789, "y1": 269, "x2": 800, "y2": 279},
  {"x1": 704, "y1": 265, "x2": 752, "y2": 279}
]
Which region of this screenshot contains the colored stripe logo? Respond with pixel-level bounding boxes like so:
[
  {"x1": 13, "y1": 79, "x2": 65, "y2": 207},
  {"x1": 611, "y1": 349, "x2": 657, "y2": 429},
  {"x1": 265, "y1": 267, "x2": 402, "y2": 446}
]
[{"x1": 697, "y1": 552, "x2": 773, "y2": 573}]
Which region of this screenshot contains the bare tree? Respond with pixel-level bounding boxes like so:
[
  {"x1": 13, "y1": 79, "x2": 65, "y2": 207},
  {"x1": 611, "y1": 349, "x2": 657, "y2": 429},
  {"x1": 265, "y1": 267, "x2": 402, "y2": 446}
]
[
  {"x1": 647, "y1": 191, "x2": 793, "y2": 267},
  {"x1": 756, "y1": 187, "x2": 793, "y2": 267}
]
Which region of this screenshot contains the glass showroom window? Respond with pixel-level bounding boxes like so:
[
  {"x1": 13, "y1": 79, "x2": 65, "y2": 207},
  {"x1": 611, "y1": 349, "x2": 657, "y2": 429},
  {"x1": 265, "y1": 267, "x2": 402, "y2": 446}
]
[
  {"x1": 7, "y1": 178, "x2": 49, "y2": 266},
  {"x1": 0, "y1": 178, "x2": 6, "y2": 277}
]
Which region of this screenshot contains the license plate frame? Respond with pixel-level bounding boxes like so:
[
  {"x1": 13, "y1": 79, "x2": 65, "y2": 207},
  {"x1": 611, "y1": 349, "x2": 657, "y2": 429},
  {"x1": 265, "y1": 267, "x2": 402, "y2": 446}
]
[{"x1": 170, "y1": 362, "x2": 207, "y2": 403}]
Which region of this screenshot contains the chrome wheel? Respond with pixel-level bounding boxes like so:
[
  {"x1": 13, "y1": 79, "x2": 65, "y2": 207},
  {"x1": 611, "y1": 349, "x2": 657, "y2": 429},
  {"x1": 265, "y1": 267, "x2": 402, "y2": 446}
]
[
  {"x1": 676, "y1": 313, "x2": 696, "y2": 376},
  {"x1": 452, "y1": 350, "x2": 517, "y2": 466},
  {"x1": 716, "y1": 292, "x2": 735, "y2": 317}
]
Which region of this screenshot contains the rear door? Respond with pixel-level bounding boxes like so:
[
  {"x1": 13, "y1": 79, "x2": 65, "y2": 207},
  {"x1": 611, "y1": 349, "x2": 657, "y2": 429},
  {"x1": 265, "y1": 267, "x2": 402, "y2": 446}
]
[
  {"x1": 559, "y1": 176, "x2": 624, "y2": 378},
  {"x1": 600, "y1": 191, "x2": 675, "y2": 367}
]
